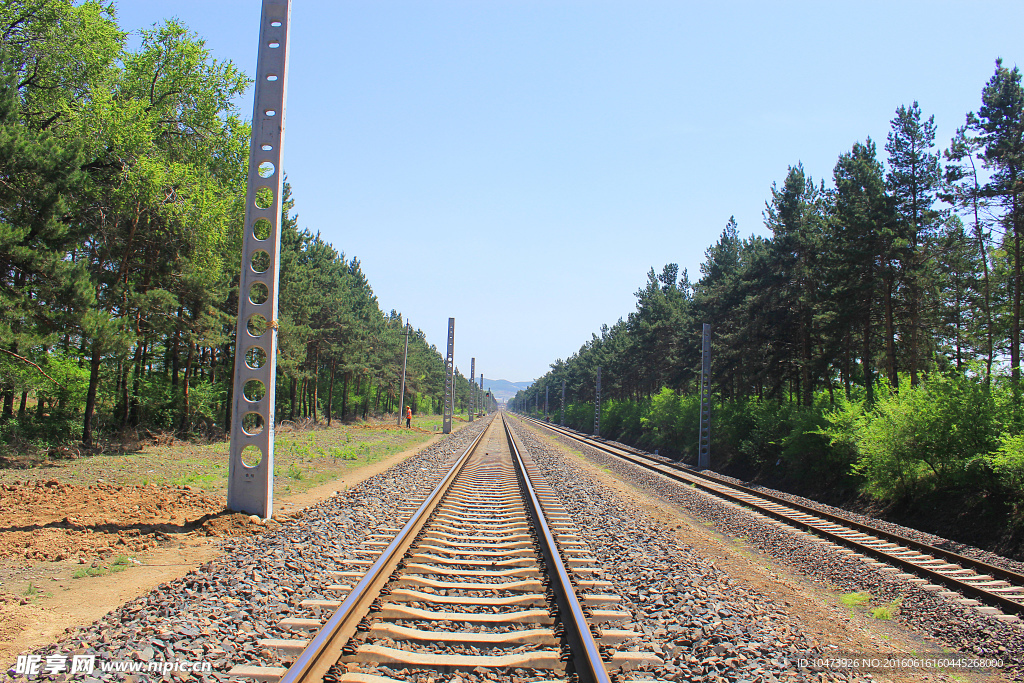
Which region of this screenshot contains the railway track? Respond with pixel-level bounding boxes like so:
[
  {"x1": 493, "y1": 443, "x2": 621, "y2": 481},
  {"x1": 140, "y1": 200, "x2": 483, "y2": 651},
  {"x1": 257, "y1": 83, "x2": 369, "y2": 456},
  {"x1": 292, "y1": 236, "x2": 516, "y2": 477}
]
[
  {"x1": 516, "y1": 414, "x2": 1024, "y2": 623},
  {"x1": 229, "y1": 414, "x2": 661, "y2": 683}
]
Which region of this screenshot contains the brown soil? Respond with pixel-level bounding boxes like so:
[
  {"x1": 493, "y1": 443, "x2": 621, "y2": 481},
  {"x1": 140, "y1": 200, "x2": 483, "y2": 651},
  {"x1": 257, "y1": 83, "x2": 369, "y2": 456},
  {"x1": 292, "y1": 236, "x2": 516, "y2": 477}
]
[
  {"x1": 525, "y1": 425, "x2": 1010, "y2": 683},
  {"x1": 0, "y1": 480, "x2": 226, "y2": 562},
  {"x1": 0, "y1": 429, "x2": 453, "y2": 670}
]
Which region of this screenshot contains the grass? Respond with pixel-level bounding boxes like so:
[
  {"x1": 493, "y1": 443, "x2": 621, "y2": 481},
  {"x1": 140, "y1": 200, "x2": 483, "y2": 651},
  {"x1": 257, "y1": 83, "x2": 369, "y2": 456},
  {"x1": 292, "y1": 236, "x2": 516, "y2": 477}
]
[
  {"x1": 870, "y1": 596, "x2": 904, "y2": 620},
  {"x1": 839, "y1": 591, "x2": 872, "y2": 607},
  {"x1": 0, "y1": 416, "x2": 437, "y2": 495},
  {"x1": 110, "y1": 554, "x2": 132, "y2": 572},
  {"x1": 72, "y1": 554, "x2": 135, "y2": 578},
  {"x1": 22, "y1": 583, "x2": 37, "y2": 597}
]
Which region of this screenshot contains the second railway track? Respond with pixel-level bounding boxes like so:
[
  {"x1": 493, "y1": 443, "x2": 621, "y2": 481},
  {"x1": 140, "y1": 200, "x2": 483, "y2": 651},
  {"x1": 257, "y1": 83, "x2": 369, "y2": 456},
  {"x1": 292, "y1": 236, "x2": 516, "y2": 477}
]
[
  {"x1": 230, "y1": 414, "x2": 661, "y2": 683},
  {"x1": 517, "y1": 413, "x2": 1024, "y2": 624}
]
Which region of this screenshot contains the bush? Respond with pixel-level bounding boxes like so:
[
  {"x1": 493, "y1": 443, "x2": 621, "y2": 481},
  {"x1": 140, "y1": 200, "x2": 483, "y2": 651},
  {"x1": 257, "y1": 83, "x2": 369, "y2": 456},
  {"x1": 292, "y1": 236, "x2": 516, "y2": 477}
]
[{"x1": 847, "y1": 373, "x2": 998, "y2": 501}]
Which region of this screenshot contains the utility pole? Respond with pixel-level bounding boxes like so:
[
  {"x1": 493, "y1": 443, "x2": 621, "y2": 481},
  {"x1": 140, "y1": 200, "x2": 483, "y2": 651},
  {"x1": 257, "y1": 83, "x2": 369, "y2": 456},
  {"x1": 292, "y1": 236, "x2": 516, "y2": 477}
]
[
  {"x1": 560, "y1": 379, "x2": 565, "y2": 426},
  {"x1": 545, "y1": 386, "x2": 549, "y2": 419},
  {"x1": 479, "y1": 374, "x2": 484, "y2": 414},
  {"x1": 698, "y1": 323, "x2": 712, "y2": 469},
  {"x1": 594, "y1": 366, "x2": 601, "y2": 436},
  {"x1": 469, "y1": 357, "x2": 475, "y2": 422},
  {"x1": 443, "y1": 318, "x2": 454, "y2": 434},
  {"x1": 397, "y1": 321, "x2": 410, "y2": 427},
  {"x1": 227, "y1": 0, "x2": 291, "y2": 519}
]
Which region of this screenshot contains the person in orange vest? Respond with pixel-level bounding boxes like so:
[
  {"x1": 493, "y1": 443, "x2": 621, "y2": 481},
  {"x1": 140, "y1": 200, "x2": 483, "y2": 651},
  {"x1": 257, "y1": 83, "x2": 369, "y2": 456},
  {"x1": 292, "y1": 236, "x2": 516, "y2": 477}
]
[{"x1": 406, "y1": 405, "x2": 412, "y2": 428}]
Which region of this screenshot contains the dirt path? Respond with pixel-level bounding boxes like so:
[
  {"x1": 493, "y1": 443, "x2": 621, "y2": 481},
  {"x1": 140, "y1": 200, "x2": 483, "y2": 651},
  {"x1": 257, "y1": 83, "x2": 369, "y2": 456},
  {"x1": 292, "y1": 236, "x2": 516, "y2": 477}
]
[
  {"x1": 523, "y1": 425, "x2": 1007, "y2": 683},
  {"x1": 0, "y1": 429, "x2": 456, "y2": 669}
]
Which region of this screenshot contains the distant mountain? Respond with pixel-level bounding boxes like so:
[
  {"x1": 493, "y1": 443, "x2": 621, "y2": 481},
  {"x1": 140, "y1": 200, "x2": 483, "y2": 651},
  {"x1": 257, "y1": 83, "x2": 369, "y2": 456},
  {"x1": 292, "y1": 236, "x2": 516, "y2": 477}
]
[{"x1": 481, "y1": 379, "x2": 532, "y2": 401}]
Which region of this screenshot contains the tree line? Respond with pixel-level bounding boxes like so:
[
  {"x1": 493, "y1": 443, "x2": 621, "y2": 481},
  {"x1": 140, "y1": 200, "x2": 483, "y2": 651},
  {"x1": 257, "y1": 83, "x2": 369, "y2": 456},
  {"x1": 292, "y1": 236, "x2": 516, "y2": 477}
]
[
  {"x1": 0, "y1": 1, "x2": 474, "y2": 453},
  {"x1": 517, "y1": 60, "x2": 1024, "y2": 512}
]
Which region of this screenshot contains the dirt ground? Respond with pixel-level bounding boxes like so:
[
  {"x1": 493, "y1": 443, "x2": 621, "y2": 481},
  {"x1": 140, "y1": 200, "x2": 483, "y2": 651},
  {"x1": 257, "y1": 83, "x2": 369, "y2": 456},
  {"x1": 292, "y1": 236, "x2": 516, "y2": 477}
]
[
  {"x1": 521, "y1": 424, "x2": 1012, "y2": 683},
  {"x1": 0, "y1": 420, "x2": 466, "y2": 670}
]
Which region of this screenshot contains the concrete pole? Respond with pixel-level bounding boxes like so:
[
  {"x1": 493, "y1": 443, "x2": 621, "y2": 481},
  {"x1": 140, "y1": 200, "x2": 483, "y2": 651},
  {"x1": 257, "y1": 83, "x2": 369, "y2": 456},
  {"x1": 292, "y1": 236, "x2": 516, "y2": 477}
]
[
  {"x1": 560, "y1": 379, "x2": 565, "y2": 426},
  {"x1": 443, "y1": 318, "x2": 454, "y2": 434},
  {"x1": 469, "y1": 357, "x2": 475, "y2": 422},
  {"x1": 699, "y1": 323, "x2": 712, "y2": 469},
  {"x1": 227, "y1": 0, "x2": 292, "y2": 519},
  {"x1": 397, "y1": 321, "x2": 410, "y2": 426}
]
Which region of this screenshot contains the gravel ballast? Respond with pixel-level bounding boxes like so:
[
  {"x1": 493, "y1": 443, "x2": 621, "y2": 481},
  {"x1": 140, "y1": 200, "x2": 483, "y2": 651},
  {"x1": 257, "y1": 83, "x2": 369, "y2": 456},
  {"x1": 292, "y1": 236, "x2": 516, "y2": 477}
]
[
  {"x1": 512, "y1": 418, "x2": 1023, "y2": 681},
  {"x1": 6, "y1": 420, "x2": 491, "y2": 681},
  {"x1": 506, "y1": 420, "x2": 861, "y2": 683}
]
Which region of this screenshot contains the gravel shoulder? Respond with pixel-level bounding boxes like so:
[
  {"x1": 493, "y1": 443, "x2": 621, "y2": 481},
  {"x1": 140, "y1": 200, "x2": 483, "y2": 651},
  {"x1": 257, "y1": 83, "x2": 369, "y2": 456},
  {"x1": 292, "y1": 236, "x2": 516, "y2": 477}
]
[
  {"x1": 0, "y1": 425, "x2": 460, "y2": 671},
  {"x1": 2, "y1": 418, "x2": 492, "y2": 679},
  {"x1": 509, "y1": 416, "x2": 1015, "y2": 683}
]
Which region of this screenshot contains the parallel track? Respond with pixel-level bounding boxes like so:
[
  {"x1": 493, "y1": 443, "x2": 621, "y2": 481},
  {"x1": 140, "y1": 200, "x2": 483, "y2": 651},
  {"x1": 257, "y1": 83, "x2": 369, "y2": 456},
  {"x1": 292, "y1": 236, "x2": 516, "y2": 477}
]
[
  {"x1": 517, "y1": 414, "x2": 1024, "y2": 622},
  {"x1": 230, "y1": 414, "x2": 661, "y2": 683}
]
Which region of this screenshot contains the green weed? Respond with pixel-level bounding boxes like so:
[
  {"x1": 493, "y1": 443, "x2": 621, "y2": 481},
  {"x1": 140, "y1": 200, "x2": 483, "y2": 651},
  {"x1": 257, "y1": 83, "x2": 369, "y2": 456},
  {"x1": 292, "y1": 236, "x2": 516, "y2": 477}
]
[
  {"x1": 870, "y1": 596, "x2": 903, "y2": 620},
  {"x1": 287, "y1": 463, "x2": 304, "y2": 480},
  {"x1": 840, "y1": 591, "x2": 871, "y2": 607},
  {"x1": 110, "y1": 555, "x2": 132, "y2": 572}
]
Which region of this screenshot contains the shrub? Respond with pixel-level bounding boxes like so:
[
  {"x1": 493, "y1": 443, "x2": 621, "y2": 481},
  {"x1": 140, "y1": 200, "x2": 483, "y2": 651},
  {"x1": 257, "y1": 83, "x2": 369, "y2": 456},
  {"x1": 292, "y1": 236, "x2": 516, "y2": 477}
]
[{"x1": 849, "y1": 374, "x2": 998, "y2": 501}]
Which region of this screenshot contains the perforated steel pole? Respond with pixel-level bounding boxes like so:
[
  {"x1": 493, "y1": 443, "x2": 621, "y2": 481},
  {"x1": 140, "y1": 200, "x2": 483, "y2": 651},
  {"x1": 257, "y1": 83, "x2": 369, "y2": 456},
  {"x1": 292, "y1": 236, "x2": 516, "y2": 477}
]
[
  {"x1": 443, "y1": 318, "x2": 454, "y2": 434},
  {"x1": 397, "y1": 322, "x2": 410, "y2": 427},
  {"x1": 227, "y1": 0, "x2": 291, "y2": 518},
  {"x1": 469, "y1": 358, "x2": 475, "y2": 422},
  {"x1": 594, "y1": 366, "x2": 601, "y2": 436},
  {"x1": 545, "y1": 386, "x2": 549, "y2": 419},
  {"x1": 698, "y1": 323, "x2": 712, "y2": 469},
  {"x1": 479, "y1": 374, "x2": 484, "y2": 414},
  {"x1": 560, "y1": 379, "x2": 565, "y2": 426}
]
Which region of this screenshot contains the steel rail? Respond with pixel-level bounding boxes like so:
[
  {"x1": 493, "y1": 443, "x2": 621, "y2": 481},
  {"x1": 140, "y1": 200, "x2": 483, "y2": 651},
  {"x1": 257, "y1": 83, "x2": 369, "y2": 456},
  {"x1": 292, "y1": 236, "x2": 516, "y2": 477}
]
[
  {"x1": 278, "y1": 422, "x2": 488, "y2": 683},
  {"x1": 501, "y1": 415, "x2": 611, "y2": 683},
  {"x1": 518, "y1": 414, "x2": 1024, "y2": 618}
]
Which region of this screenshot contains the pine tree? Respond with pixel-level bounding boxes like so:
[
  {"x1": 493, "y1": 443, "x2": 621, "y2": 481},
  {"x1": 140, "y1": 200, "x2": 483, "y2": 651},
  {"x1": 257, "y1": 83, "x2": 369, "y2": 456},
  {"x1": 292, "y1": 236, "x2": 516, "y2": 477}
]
[
  {"x1": 886, "y1": 102, "x2": 941, "y2": 385},
  {"x1": 970, "y1": 59, "x2": 1024, "y2": 392}
]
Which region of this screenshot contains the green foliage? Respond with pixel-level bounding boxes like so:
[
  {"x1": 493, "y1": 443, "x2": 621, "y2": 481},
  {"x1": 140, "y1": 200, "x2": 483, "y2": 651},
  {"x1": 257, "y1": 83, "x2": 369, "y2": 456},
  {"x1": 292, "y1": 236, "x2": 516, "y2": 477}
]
[
  {"x1": 989, "y1": 433, "x2": 1024, "y2": 509},
  {"x1": 871, "y1": 597, "x2": 903, "y2": 620},
  {"x1": 0, "y1": 2, "x2": 457, "y2": 450},
  {"x1": 845, "y1": 374, "x2": 998, "y2": 500},
  {"x1": 840, "y1": 591, "x2": 871, "y2": 607}
]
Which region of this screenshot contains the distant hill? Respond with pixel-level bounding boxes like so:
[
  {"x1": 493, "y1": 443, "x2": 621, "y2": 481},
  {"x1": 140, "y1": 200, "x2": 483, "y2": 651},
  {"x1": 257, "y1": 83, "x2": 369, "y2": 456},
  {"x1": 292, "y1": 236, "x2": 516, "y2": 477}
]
[{"x1": 482, "y1": 379, "x2": 532, "y2": 401}]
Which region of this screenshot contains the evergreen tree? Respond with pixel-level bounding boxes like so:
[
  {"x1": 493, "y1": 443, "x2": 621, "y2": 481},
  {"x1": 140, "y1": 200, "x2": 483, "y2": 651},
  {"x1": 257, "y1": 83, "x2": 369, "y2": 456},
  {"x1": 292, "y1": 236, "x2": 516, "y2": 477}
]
[{"x1": 886, "y1": 102, "x2": 941, "y2": 385}]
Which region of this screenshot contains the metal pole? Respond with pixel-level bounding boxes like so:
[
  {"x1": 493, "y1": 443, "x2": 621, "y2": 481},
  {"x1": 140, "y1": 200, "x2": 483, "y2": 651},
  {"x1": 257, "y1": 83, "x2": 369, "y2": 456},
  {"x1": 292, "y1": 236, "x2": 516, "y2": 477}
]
[
  {"x1": 560, "y1": 379, "x2": 565, "y2": 426},
  {"x1": 227, "y1": 0, "x2": 291, "y2": 519},
  {"x1": 545, "y1": 385, "x2": 549, "y2": 419},
  {"x1": 479, "y1": 374, "x2": 484, "y2": 414},
  {"x1": 699, "y1": 323, "x2": 712, "y2": 469},
  {"x1": 397, "y1": 321, "x2": 410, "y2": 427},
  {"x1": 443, "y1": 318, "x2": 454, "y2": 434},
  {"x1": 469, "y1": 358, "x2": 475, "y2": 422},
  {"x1": 594, "y1": 366, "x2": 601, "y2": 436}
]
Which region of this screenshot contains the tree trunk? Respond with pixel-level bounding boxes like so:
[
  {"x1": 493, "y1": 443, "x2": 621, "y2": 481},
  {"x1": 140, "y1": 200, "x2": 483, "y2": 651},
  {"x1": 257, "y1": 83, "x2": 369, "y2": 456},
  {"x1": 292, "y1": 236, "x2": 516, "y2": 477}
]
[
  {"x1": 341, "y1": 371, "x2": 349, "y2": 420},
  {"x1": 326, "y1": 359, "x2": 337, "y2": 426},
  {"x1": 862, "y1": 315, "x2": 873, "y2": 403},
  {"x1": 179, "y1": 343, "x2": 194, "y2": 433},
  {"x1": 171, "y1": 307, "x2": 182, "y2": 389},
  {"x1": 801, "y1": 311, "x2": 812, "y2": 407},
  {"x1": 1013, "y1": 186, "x2": 1021, "y2": 391},
  {"x1": 82, "y1": 342, "x2": 102, "y2": 447},
  {"x1": 289, "y1": 377, "x2": 297, "y2": 421},
  {"x1": 883, "y1": 271, "x2": 898, "y2": 388},
  {"x1": 130, "y1": 340, "x2": 146, "y2": 426},
  {"x1": 312, "y1": 346, "x2": 320, "y2": 422},
  {"x1": 223, "y1": 348, "x2": 234, "y2": 434}
]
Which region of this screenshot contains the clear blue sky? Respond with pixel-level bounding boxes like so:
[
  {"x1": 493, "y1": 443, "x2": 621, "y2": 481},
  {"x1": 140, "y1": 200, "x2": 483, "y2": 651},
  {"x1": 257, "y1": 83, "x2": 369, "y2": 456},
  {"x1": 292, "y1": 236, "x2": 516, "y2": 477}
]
[{"x1": 117, "y1": 1, "x2": 1024, "y2": 384}]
